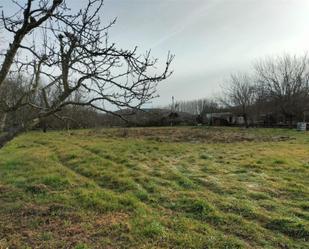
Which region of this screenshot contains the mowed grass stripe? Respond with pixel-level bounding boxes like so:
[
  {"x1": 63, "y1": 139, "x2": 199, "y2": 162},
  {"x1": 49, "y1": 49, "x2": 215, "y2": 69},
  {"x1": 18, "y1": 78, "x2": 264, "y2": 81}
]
[{"x1": 0, "y1": 127, "x2": 308, "y2": 248}]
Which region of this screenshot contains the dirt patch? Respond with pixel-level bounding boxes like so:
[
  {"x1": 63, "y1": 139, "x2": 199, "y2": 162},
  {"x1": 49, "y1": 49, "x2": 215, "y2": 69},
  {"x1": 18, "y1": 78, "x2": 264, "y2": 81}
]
[
  {"x1": 0, "y1": 203, "x2": 130, "y2": 249},
  {"x1": 0, "y1": 185, "x2": 12, "y2": 194},
  {"x1": 94, "y1": 212, "x2": 129, "y2": 227}
]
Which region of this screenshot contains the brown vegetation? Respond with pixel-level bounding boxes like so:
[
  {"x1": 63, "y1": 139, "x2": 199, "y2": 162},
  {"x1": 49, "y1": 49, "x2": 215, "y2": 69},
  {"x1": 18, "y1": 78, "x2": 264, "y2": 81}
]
[{"x1": 86, "y1": 126, "x2": 294, "y2": 143}]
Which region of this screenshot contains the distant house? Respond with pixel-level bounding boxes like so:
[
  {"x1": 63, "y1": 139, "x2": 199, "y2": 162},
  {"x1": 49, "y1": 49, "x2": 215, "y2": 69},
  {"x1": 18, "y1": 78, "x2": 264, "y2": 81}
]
[
  {"x1": 203, "y1": 109, "x2": 309, "y2": 127},
  {"x1": 203, "y1": 112, "x2": 245, "y2": 126}
]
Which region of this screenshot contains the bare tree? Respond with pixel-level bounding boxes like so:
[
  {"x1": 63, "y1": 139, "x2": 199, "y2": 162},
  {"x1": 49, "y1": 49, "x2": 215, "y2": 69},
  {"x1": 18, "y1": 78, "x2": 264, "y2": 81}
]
[
  {"x1": 254, "y1": 54, "x2": 309, "y2": 126},
  {"x1": 0, "y1": 74, "x2": 35, "y2": 131},
  {"x1": 222, "y1": 73, "x2": 256, "y2": 127},
  {"x1": 0, "y1": 0, "x2": 173, "y2": 143},
  {"x1": 0, "y1": 0, "x2": 64, "y2": 86}
]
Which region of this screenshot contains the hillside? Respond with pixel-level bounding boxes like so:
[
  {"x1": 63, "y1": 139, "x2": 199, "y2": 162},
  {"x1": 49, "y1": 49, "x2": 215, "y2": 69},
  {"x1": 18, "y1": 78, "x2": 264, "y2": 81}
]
[{"x1": 0, "y1": 127, "x2": 308, "y2": 248}]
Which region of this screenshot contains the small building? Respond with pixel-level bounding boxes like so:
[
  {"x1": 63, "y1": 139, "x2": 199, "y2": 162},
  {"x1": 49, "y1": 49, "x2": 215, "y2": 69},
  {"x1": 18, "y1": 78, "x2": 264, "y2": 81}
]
[{"x1": 203, "y1": 112, "x2": 245, "y2": 126}]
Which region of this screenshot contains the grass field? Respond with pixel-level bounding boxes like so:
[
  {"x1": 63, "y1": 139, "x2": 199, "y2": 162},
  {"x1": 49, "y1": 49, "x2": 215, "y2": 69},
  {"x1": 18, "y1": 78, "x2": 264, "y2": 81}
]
[{"x1": 0, "y1": 127, "x2": 308, "y2": 248}]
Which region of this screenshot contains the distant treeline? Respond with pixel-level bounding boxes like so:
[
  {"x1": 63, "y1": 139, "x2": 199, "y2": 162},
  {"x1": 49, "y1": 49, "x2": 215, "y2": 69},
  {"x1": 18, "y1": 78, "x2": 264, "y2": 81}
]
[
  {"x1": 1, "y1": 53, "x2": 309, "y2": 130},
  {"x1": 170, "y1": 54, "x2": 309, "y2": 127}
]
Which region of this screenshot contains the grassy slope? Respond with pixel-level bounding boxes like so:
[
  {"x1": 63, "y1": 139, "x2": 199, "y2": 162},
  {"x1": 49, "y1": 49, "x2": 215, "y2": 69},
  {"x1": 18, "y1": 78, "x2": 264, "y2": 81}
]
[{"x1": 0, "y1": 127, "x2": 308, "y2": 249}]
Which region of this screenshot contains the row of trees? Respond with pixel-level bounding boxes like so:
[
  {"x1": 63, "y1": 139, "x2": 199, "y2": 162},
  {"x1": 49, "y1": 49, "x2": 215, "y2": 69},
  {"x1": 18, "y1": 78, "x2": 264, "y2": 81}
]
[
  {"x1": 171, "y1": 98, "x2": 219, "y2": 116},
  {"x1": 169, "y1": 54, "x2": 309, "y2": 128}
]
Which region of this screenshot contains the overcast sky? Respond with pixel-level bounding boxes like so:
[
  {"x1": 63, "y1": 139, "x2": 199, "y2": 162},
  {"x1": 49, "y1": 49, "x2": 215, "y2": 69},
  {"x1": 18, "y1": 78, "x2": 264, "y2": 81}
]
[
  {"x1": 2, "y1": 0, "x2": 309, "y2": 106},
  {"x1": 97, "y1": 0, "x2": 309, "y2": 106}
]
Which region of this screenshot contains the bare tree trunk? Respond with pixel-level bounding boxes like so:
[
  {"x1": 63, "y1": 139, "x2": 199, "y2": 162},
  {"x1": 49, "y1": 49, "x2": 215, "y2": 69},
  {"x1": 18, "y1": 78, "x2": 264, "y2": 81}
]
[
  {"x1": 66, "y1": 121, "x2": 70, "y2": 131},
  {"x1": 0, "y1": 112, "x2": 7, "y2": 132},
  {"x1": 289, "y1": 115, "x2": 293, "y2": 128},
  {"x1": 39, "y1": 117, "x2": 47, "y2": 133},
  {"x1": 243, "y1": 114, "x2": 249, "y2": 128}
]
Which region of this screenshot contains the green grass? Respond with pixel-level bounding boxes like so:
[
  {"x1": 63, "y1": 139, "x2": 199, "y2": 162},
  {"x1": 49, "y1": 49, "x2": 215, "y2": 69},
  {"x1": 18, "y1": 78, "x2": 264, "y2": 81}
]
[{"x1": 0, "y1": 127, "x2": 308, "y2": 248}]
